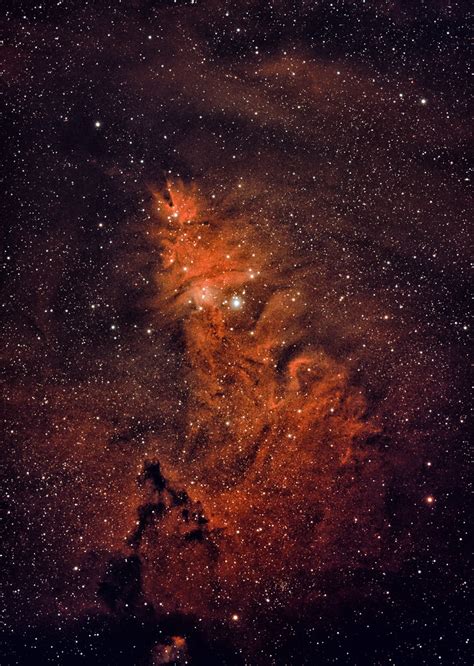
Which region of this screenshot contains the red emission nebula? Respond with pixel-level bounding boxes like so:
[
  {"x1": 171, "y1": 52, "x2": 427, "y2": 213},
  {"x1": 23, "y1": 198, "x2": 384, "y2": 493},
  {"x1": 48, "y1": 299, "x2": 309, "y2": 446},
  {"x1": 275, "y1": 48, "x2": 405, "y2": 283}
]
[
  {"x1": 1, "y1": 2, "x2": 471, "y2": 665},
  {"x1": 139, "y1": 182, "x2": 383, "y2": 611}
]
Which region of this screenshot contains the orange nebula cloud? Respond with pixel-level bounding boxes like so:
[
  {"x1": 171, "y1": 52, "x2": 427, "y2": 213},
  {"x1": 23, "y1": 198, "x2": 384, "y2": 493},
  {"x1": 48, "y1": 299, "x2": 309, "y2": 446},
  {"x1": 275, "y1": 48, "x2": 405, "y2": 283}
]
[{"x1": 132, "y1": 181, "x2": 386, "y2": 621}]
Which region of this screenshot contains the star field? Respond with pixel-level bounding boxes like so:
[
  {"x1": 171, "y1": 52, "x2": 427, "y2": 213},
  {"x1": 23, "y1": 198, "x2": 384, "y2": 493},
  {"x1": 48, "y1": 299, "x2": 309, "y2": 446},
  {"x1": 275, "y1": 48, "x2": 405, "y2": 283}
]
[{"x1": 1, "y1": 2, "x2": 472, "y2": 665}]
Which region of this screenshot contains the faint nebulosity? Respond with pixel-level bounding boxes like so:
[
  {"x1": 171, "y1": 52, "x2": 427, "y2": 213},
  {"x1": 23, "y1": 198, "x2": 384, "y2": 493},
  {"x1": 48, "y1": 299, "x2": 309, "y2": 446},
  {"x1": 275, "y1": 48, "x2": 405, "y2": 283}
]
[{"x1": 1, "y1": 1, "x2": 471, "y2": 664}]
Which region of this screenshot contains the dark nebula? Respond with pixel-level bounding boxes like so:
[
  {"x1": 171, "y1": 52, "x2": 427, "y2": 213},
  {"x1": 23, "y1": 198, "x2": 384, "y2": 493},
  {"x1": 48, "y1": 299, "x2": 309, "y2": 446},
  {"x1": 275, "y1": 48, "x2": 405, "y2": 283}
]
[{"x1": 1, "y1": 2, "x2": 471, "y2": 664}]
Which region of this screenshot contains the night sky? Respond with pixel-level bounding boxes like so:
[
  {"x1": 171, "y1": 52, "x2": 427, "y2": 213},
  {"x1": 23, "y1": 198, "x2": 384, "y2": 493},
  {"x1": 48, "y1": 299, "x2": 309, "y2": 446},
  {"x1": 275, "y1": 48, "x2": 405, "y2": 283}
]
[{"x1": 1, "y1": 2, "x2": 472, "y2": 665}]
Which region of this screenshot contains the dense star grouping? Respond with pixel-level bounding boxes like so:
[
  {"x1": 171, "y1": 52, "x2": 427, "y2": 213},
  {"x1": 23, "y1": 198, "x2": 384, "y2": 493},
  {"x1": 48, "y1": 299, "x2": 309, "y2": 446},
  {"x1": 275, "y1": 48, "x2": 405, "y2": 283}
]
[{"x1": 1, "y1": 1, "x2": 471, "y2": 664}]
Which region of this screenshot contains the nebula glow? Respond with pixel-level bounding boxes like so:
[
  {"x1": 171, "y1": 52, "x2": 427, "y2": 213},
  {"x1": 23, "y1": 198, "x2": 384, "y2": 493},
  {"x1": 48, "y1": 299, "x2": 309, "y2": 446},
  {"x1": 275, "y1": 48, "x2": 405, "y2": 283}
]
[{"x1": 128, "y1": 181, "x2": 394, "y2": 623}]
